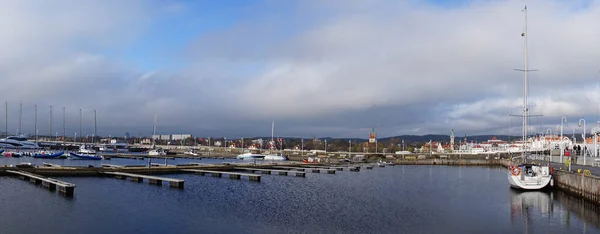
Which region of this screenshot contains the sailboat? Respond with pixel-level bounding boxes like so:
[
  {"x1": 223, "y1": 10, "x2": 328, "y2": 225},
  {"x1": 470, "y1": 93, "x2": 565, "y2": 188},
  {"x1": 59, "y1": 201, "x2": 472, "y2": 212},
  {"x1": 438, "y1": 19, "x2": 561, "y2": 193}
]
[
  {"x1": 236, "y1": 121, "x2": 287, "y2": 161},
  {"x1": 70, "y1": 109, "x2": 103, "y2": 160},
  {"x1": 507, "y1": 6, "x2": 553, "y2": 190},
  {"x1": 148, "y1": 115, "x2": 167, "y2": 156}
]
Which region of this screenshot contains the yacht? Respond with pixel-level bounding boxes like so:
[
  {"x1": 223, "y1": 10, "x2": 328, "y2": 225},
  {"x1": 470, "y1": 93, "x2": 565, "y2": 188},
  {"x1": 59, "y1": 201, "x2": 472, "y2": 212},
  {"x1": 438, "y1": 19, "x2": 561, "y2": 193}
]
[
  {"x1": 236, "y1": 152, "x2": 266, "y2": 160},
  {"x1": 70, "y1": 145, "x2": 103, "y2": 160},
  {"x1": 0, "y1": 136, "x2": 41, "y2": 149},
  {"x1": 148, "y1": 148, "x2": 167, "y2": 156},
  {"x1": 263, "y1": 153, "x2": 287, "y2": 161},
  {"x1": 98, "y1": 143, "x2": 130, "y2": 153},
  {"x1": 507, "y1": 6, "x2": 553, "y2": 190}
]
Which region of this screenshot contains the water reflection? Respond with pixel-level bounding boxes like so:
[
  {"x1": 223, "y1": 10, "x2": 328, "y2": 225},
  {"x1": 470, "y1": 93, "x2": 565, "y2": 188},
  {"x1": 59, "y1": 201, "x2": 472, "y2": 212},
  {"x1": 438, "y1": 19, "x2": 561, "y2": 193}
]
[{"x1": 509, "y1": 188, "x2": 600, "y2": 233}]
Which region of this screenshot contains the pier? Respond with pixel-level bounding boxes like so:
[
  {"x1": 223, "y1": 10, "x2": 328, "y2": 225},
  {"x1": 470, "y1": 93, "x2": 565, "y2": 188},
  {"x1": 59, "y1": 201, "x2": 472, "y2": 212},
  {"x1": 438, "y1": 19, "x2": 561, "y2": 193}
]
[
  {"x1": 182, "y1": 169, "x2": 261, "y2": 182},
  {"x1": 234, "y1": 167, "x2": 306, "y2": 177},
  {"x1": 6, "y1": 170, "x2": 76, "y2": 196},
  {"x1": 102, "y1": 172, "x2": 184, "y2": 189}
]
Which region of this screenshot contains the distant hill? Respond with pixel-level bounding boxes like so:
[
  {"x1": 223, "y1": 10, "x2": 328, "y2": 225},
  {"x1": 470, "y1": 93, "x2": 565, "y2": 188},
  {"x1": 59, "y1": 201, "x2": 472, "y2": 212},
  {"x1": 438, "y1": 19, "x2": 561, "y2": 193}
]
[{"x1": 260, "y1": 134, "x2": 520, "y2": 144}]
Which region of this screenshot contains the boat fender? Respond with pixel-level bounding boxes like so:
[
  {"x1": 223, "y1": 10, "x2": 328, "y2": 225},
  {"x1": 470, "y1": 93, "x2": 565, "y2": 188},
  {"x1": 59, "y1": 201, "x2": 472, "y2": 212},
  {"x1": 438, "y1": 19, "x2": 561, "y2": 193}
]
[
  {"x1": 511, "y1": 166, "x2": 521, "y2": 176},
  {"x1": 550, "y1": 178, "x2": 554, "y2": 187}
]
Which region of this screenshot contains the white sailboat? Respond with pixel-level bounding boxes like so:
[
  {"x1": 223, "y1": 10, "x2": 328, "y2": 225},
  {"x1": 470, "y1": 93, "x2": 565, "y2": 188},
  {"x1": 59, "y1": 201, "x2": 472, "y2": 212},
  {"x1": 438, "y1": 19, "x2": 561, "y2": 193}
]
[
  {"x1": 236, "y1": 121, "x2": 287, "y2": 161},
  {"x1": 507, "y1": 6, "x2": 553, "y2": 190},
  {"x1": 148, "y1": 115, "x2": 167, "y2": 156}
]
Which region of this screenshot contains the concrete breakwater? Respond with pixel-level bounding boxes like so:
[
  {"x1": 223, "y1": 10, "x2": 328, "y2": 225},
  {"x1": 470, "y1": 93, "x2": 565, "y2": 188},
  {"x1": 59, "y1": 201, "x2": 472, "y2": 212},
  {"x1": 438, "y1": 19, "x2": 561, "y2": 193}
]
[
  {"x1": 394, "y1": 158, "x2": 600, "y2": 205},
  {"x1": 554, "y1": 172, "x2": 600, "y2": 205},
  {"x1": 394, "y1": 158, "x2": 508, "y2": 166}
]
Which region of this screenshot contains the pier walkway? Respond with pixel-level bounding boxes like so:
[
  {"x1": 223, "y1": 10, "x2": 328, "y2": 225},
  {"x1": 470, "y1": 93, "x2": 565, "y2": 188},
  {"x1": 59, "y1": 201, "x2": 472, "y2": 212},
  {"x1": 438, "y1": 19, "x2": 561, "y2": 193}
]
[
  {"x1": 274, "y1": 166, "x2": 336, "y2": 174},
  {"x1": 102, "y1": 172, "x2": 184, "y2": 189},
  {"x1": 234, "y1": 167, "x2": 306, "y2": 177},
  {"x1": 182, "y1": 169, "x2": 261, "y2": 182},
  {"x1": 6, "y1": 170, "x2": 76, "y2": 196}
]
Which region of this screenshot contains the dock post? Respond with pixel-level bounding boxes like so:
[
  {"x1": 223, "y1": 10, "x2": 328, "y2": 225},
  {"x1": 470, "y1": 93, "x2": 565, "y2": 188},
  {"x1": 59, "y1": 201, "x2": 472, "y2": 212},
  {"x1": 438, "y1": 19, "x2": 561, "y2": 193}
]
[
  {"x1": 58, "y1": 186, "x2": 74, "y2": 197},
  {"x1": 148, "y1": 179, "x2": 163, "y2": 186},
  {"x1": 249, "y1": 175, "x2": 261, "y2": 182},
  {"x1": 30, "y1": 178, "x2": 41, "y2": 185},
  {"x1": 130, "y1": 177, "x2": 143, "y2": 182},
  {"x1": 169, "y1": 181, "x2": 184, "y2": 189}
]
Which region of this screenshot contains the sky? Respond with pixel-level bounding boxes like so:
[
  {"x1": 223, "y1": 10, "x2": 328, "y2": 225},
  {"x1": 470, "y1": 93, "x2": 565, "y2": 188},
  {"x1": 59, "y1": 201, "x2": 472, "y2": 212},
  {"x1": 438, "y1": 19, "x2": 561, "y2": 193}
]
[{"x1": 1, "y1": 0, "x2": 600, "y2": 139}]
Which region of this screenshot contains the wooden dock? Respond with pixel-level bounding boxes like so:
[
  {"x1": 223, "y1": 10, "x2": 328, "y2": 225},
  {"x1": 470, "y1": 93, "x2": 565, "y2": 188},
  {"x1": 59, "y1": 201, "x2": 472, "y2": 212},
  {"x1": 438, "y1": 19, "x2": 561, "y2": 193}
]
[
  {"x1": 234, "y1": 167, "x2": 306, "y2": 177},
  {"x1": 273, "y1": 166, "x2": 335, "y2": 174},
  {"x1": 182, "y1": 169, "x2": 261, "y2": 182},
  {"x1": 6, "y1": 170, "x2": 76, "y2": 196},
  {"x1": 102, "y1": 172, "x2": 184, "y2": 189}
]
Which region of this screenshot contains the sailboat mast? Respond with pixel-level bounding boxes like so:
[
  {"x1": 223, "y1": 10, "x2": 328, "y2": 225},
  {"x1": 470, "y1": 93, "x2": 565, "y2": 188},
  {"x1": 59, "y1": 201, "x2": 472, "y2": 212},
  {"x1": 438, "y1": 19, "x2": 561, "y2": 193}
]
[
  {"x1": 93, "y1": 109, "x2": 97, "y2": 144},
  {"x1": 19, "y1": 103, "x2": 22, "y2": 136},
  {"x1": 79, "y1": 109, "x2": 82, "y2": 144},
  {"x1": 152, "y1": 115, "x2": 157, "y2": 147},
  {"x1": 49, "y1": 105, "x2": 53, "y2": 140},
  {"x1": 521, "y1": 5, "x2": 529, "y2": 158},
  {"x1": 271, "y1": 121, "x2": 275, "y2": 151}
]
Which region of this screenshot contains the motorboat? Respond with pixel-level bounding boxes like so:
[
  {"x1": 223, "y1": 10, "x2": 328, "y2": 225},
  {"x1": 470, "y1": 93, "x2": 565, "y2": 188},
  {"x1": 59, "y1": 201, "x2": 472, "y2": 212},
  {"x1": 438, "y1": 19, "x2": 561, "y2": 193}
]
[
  {"x1": 33, "y1": 151, "x2": 66, "y2": 159},
  {"x1": 148, "y1": 148, "x2": 167, "y2": 156},
  {"x1": 70, "y1": 145, "x2": 103, "y2": 160},
  {"x1": 236, "y1": 152, "x2": 266, "y2": 160},
  {"x1": 4, "y1": 151, "x2": 22, "y2": 157},
  {"x1": 507, "y1": 6, "x2": 553, "y2": 190},
  {"x1": 98, "y1": 143, "x2": 130, "y2": 153},
  {"x1": 263, "y1": 153, "x2": 287, "y2": 161},
  {"x1": 0, "y1": 136, "x2": 41, "y2": 149},
  {"x1": 184, "y1": 150, "x2": 199, "y2": 156}
]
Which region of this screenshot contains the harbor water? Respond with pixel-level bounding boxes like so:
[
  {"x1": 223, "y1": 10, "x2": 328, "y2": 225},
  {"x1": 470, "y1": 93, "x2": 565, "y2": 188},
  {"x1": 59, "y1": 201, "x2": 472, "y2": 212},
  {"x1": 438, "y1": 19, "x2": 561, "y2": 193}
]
[{"x1": 0, "y1": 162, "x2": 598, "y2": 234}]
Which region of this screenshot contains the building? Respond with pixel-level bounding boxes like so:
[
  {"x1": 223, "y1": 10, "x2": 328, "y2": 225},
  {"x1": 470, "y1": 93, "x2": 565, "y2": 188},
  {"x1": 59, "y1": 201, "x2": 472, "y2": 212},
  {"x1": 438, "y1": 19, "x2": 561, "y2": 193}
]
[{"x1": 171, "y1": 134, "x2": 192, "y2": 140}]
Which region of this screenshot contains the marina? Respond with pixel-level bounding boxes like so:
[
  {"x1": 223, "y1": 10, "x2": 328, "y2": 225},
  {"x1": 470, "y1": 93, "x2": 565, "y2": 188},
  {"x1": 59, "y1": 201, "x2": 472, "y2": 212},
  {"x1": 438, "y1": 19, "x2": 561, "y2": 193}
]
[{"x1": 0, "y1": 161, "x2": 598, "y2": 234}]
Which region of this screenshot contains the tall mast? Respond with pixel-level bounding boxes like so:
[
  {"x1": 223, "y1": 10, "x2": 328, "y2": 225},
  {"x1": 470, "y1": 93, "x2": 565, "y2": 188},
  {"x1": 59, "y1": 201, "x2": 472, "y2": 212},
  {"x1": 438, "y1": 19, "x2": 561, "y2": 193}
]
[
  {"x1": 4, "y1": 102, "x2": 7, "y2": 138},
  {"x1": 522, "y1": 5, "x2": 528, "y2": 158},
  {"x1": 271, "y1": 121, "x2": 274, "y2": 143},
  {"x1": 63, "y1": 106, "x2": 65, "y2": 143},
  {"x1": 93, "y1": 109, "x2": 97, "y2": 144},
  {"x1": 34, "y1": 104, "x2": 37, "y2": 143},
  {"x1": 49, "y1": 105, "x2": 53, "y2": 140},
  {"x1": 79, "y1": 108, "x2": 82, "y2": 144},
  {"x1": 152, "y1": 115, "x2": 157, "y2": 148},
  {"x1": 19, "y1": 103, "x2": 22, "y2": 136}
]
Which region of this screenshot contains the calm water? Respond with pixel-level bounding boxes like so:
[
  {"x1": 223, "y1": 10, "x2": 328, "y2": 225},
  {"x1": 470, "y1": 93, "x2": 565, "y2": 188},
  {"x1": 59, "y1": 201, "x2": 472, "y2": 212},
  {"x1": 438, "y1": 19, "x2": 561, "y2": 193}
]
[{"x1": 0, "y1": 163, "x2": 599, "y2": 234}]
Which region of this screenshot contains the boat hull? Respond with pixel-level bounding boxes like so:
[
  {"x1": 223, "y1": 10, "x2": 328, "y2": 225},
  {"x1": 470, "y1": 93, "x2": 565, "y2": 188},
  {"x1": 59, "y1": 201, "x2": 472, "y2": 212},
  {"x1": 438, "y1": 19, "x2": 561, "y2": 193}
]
[
  {"x1": 69, "y1": 152, "x2": 103, "y2": 160},
  {"x1": 507, "y1": 165, "x2": 552, "y2": 190},
  {"x1": 33, "y1": 152, "x2": 65, "y2": 159}
]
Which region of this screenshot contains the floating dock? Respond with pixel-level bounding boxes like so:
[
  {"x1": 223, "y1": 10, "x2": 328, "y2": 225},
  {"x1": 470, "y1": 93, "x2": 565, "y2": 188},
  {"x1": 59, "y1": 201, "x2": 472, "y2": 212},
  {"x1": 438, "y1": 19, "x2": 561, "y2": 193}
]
[
  {"x1": 234, "y1": 167, "x2": 306, "y2": 177},
  {"x1": 182, "y1": 169, "x2": 261, "y2": 182},
  {"x1": 102, "y1": 171, "x2": 184, "y2": 189},
  {"x1": 6, "y1": 170, "x2": 76, "y2": 196}
]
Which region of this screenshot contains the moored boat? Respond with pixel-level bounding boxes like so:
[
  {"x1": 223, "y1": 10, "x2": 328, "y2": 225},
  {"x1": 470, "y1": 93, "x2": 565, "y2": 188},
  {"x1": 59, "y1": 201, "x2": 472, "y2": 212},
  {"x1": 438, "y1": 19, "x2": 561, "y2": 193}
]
[
  {"x1": 33, "y1": 152, "x2": 66, "y2": 159},
  {"x1": 69, "y1": 152, "x2": 103, "y2": 160},
  {"x1": 507, "y1": 162, "x2": 553, "y2": 190},
  {"x1": 507, "y1": 6, "x2": 553, "y2": 190}
]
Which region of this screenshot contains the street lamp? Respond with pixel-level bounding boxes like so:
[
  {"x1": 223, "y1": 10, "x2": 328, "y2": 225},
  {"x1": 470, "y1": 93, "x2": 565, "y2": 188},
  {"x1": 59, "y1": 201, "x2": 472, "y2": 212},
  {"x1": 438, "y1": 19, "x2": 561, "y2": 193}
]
[
  {"x1": 560, "y1": 117, "x2": 567, "y2": 163},
  {"x1": 579, "y1": 118, "x2": 586, "y2": 165}
]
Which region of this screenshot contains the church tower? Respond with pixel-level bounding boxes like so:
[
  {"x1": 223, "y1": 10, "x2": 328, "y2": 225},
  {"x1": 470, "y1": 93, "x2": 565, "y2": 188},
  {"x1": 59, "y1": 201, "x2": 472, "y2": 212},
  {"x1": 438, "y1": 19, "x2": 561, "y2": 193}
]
[{"x1": 450, "y1": 129, "x2": 455, "y2": 151}]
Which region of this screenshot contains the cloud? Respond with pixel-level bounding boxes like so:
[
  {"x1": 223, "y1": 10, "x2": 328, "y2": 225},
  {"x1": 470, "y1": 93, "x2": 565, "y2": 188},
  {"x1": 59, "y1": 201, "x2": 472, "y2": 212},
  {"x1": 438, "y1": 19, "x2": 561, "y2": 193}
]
[
  {"x1": 2, "y1": 0, "x2": 600, "y2": 138},
  {"x1": 186, "y1": 0, "x2": 600, "y2": 137}
]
